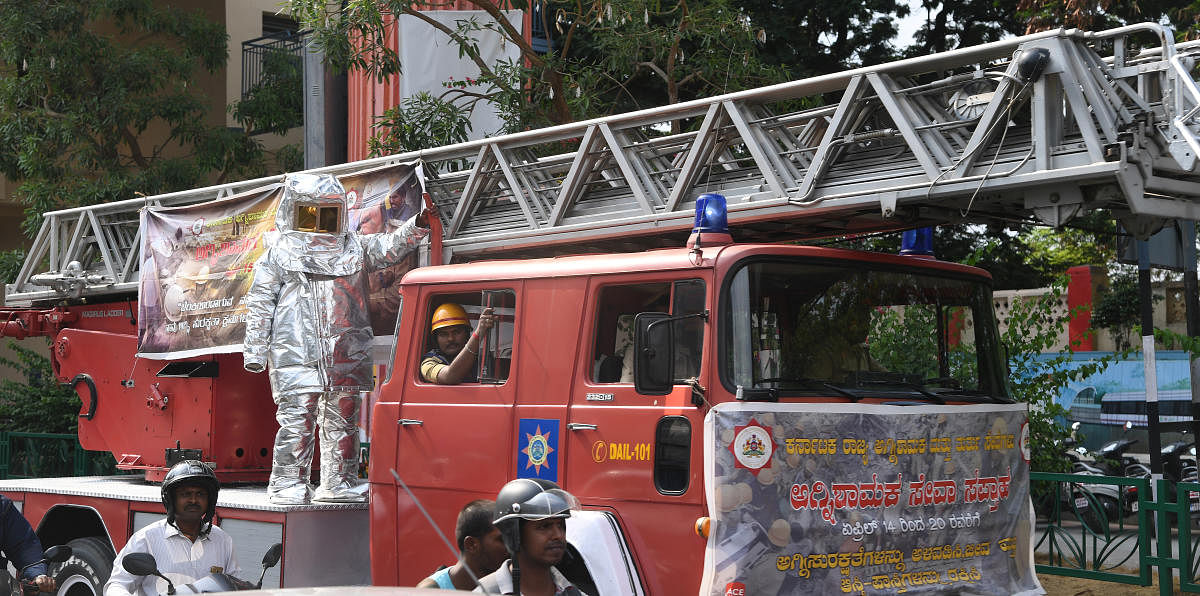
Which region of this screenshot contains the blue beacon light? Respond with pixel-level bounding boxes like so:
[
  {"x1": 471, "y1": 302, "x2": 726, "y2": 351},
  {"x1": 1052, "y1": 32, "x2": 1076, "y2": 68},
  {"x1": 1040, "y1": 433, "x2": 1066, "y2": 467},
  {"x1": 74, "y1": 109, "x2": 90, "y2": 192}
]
[
  {"x1": 900, "y1": 227, "x2": 935, "y2": 258},
  {"x1": 688, "y1": 193, "x2": 733, "y2": 249}
]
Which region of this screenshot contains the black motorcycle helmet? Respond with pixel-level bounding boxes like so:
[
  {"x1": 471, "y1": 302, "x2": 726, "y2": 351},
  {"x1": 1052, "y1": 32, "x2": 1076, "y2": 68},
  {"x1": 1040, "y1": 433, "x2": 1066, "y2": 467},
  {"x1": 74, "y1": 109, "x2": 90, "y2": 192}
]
[
  {"x1": 161, "y1": 460, "x2": 219, "y2": 535},
  {"x1": 491, "y1": 478, "x2": 579, "y2": 595}
]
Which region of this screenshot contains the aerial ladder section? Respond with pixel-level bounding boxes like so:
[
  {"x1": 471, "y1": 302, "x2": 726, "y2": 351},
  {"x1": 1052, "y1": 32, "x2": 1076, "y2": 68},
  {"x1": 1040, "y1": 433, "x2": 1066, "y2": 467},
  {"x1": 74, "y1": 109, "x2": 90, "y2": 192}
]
[{"x1": 8, "y1": 22, "x2": 1200, "y2": 306}]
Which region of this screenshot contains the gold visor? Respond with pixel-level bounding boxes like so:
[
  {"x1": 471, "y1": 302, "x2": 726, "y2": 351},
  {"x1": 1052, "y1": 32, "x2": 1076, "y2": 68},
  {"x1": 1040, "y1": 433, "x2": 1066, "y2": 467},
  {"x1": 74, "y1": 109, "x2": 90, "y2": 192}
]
[{"x1": 294, "y1": 204, "x2": 342, "y2": 233}]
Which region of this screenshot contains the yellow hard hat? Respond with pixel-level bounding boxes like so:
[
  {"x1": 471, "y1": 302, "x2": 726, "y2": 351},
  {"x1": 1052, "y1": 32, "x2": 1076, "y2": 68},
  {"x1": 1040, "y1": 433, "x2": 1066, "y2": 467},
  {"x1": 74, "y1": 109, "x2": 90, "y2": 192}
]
[{"x1": 431, "y1": 303, "x2": 469, "y2": 332}]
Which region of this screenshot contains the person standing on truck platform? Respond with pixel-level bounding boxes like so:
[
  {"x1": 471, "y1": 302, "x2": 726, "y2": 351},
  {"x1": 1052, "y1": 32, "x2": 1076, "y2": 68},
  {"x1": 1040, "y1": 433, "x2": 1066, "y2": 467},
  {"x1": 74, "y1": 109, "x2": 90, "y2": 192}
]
[
  {"x1": 475, "y1": 479, "x2": 588, "y2": 596},
  {"x1": 416, "y1": 499, "x2": 508, "y2": 590},
  {"x1": 104, "y1": 461, "x2": 240, "y2": 596},
  {"x1": 1, "y1": 494, "x2": 55, "y2": 593},
  {"x1": 242, "y1": 173, "x2": 430, "y2": 504},
  {"x1": 421, "y1": 303, "x2": 495, "y2": 384}
]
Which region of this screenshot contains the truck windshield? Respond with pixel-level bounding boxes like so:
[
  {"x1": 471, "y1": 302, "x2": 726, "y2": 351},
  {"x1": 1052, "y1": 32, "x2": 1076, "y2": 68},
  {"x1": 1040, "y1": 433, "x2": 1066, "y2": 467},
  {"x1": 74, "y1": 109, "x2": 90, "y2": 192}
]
[{"x1": 722, "y1": 259, "x2": 1008, "y2": 400}]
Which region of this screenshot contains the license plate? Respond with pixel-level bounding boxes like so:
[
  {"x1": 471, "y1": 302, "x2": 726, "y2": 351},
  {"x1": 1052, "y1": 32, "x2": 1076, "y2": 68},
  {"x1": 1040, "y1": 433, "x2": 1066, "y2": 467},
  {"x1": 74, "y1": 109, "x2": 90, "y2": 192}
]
[
  {"x1": 1075, "y1": 497, "x2": 1089, "y2": 509},
  {"x1": 1190, "y1": 502, "x2": 1200, "y2": 512}
]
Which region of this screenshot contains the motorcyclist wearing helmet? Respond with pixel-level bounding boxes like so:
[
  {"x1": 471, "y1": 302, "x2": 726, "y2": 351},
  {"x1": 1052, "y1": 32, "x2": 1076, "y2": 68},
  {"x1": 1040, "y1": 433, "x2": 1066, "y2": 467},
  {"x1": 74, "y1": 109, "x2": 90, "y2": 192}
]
[
  {"x1": 420, "y1": 303, "x2": 495, "y2": 384},
  {"x1": 474, "y1": 479, "x2": 587, "y2": 596},
  {"x1": 104, "y1": 461, "x2": 241, "y2": 596}
]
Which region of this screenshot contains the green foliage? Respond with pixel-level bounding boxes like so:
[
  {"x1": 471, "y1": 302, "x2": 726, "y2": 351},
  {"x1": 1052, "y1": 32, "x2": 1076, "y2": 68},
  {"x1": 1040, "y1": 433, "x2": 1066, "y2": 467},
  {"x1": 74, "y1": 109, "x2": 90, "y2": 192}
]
[
  {"x1": 0, "y1": 0, "x2": 274, "y2": 235},
  {"x1": 1015, "y1": 0, "x2": 1195, "y2": 34},
  {"x1": 1000, "y1": 278, "x2": 1116, "y2": 473},
  {"x1": 0, "y1": 340, "x2": 78, "y2": 434},
  {"x1": 1021, "y1": 213, "x2": 1116, "y2": 276},
  {"x1": 902, "y1": 0, "x2": 1022, "y2": 56},
  {"x1": 367, "y1": 92, "x2": 474, "y2": 156},
  {"x1": 1155, "y1": 327, "x2": 1200, "y2": 355},
  {"x1": 0, "y1": 248, "x2": 25, "y2": 286},
  {"x1": 231, "y1": 45, "x2": 304, "y2": 136},
  {"x1": 568, "y1": 0, "x2": 789, "y2": 117},
  {"x1": 274, "y1": 143, "x2": 305, "y2": 174},
  {"x1": 869, "y1": 305, "x2": 979, "y2": 386},
  {"x1": 1090, "y1": 274, "x2": 1158, "y2": 351},
  {"x1": 869, "y1": 305, "x2": 939, "y2": 379},
  {"x1": 289, "y1": 0, "x2": 790, "y2": 137},
  {"x1": 738, "y1": 0, "x2": 910, "y2": 74}
]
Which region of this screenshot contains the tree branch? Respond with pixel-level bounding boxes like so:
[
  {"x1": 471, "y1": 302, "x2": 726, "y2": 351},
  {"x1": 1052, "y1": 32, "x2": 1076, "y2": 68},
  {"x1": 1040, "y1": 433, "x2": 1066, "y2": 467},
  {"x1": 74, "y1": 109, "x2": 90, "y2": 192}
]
[
  {"x1": 120, "y1": 127, "x2": 150, "y2": 169},
  {"x1": 397, "y1": 6, "x2": 518, "y2": 95}
]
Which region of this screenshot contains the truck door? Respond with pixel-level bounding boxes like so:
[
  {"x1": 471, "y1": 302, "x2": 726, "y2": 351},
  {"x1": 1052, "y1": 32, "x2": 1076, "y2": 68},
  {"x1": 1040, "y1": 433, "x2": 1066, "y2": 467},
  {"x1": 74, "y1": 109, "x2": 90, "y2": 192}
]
[
  {"x1": 389, "y1": 285, "x2": 519, "y2": 581},
  {"x1": 565, "y1": 278, "x2": 708, "y2": 593}
]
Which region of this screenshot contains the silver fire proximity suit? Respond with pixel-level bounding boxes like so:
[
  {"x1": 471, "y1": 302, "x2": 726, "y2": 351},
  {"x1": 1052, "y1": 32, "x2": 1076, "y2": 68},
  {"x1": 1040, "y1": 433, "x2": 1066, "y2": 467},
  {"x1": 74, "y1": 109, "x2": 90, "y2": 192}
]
[{"x1": 242, "y1": 173, "x2": 428, "y2": 504}]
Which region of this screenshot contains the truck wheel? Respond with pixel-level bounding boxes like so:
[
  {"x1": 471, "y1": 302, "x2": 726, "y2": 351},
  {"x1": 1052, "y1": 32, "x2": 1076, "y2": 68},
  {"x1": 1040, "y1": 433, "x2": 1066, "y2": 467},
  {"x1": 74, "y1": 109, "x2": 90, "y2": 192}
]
[{"x1": 50, "y1": 537, "x2": 114, "y2": 596}]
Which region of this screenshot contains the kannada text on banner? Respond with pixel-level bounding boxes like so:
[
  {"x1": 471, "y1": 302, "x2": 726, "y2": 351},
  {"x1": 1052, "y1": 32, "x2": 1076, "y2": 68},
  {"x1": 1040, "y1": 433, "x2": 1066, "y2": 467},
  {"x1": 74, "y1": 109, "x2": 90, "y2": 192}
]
[
  {"x1": 701, "y1": 402, "x2": 1041, "y2": 596},
  {"x1": 137, "y1": 163, "x2": 424, "y2": 358}
]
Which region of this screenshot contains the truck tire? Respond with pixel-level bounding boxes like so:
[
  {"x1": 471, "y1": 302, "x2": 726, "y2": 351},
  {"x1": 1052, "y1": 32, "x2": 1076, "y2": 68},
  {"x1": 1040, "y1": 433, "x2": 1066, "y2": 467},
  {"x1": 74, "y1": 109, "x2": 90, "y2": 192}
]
[{"x1": 50, "y1": 537, "x2": 114, "y2": 596}]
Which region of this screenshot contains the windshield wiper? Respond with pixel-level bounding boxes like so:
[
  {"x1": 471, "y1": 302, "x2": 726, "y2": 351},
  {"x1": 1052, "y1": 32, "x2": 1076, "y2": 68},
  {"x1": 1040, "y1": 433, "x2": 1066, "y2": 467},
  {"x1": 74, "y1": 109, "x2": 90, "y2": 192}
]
[
  {"x1": 925, "y1": 387, "x2": 1015, "y2": 405},
  {"x1": 851, "y1": 377, "x2": 946, "y2": 405},
  {"x1": 756, "y1": 377, "x2": 860, "y2": 401}
]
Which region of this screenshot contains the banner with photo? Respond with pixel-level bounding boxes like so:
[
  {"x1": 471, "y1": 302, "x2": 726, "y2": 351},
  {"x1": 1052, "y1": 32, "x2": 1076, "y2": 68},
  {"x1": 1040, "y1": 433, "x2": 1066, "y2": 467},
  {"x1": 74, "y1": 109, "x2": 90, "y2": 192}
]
[
  {"x1": 137, "y1": 162, "x2": 425, "y2": 359},
  {"x1": 700, "y1": 402, "x2": 1042, "y2": 596}
]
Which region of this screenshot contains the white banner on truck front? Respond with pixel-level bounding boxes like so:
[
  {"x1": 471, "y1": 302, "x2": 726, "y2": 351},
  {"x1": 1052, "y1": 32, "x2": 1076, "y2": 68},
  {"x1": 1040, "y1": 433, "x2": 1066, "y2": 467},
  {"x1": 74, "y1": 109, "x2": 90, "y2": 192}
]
[{"x1": 700, "y1": 402, "x2": 1042, "y2": 596}]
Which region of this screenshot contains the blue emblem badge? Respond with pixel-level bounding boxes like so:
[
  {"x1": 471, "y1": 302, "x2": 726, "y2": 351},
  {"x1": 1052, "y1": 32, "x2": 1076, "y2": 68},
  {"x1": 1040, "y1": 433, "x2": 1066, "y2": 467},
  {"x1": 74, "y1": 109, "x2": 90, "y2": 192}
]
[{"x1": 517, "y1": 418, "x2": 559, "y2": 481}]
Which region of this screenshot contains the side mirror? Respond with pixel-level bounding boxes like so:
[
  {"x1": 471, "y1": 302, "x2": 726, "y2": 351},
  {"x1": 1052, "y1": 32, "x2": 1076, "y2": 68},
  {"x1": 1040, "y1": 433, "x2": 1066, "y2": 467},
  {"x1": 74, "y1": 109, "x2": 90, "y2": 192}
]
[
  {"x1": 255, "y1": 543, "x2": 285, "y2": 589},
  {"x1": 44, "y1": 546, "x2": 72, "y2": 564},
  {"x1": 122, "y1": 553, "x2": 160, "y2": 577},
  {"x1": 634, "y1": 312, "x2": 673, "y2": 395},
  {"x1": 262, "y1": 543, "x2": 283, "y2": 570}
]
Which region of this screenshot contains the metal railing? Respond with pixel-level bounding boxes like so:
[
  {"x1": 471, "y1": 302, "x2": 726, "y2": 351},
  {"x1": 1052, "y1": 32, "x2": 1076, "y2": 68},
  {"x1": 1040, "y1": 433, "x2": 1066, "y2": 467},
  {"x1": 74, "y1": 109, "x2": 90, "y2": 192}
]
[
  {"x1": 1033, "y1": 472, "x2": 1152, "y2": 585},
  {"x1": 241, "y1": 32, "x2": 305, "y2": 101},
  {"x1": 0, "y1": 432, "x2": 116, "y2": 479},
  {"x1": 1032, "y1": 472, "x2": 1200, "y2": 594}
]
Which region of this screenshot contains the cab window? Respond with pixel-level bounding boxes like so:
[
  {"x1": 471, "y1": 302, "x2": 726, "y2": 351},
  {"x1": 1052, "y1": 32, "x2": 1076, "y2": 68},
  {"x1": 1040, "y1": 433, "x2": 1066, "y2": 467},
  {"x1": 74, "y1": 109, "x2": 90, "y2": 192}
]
[
  {"x1": 590, "y1": 280, "x2": 705, "y2": 384},
  {"x1": 420, "y1": 289, "x2": 515, "y2": 384}
]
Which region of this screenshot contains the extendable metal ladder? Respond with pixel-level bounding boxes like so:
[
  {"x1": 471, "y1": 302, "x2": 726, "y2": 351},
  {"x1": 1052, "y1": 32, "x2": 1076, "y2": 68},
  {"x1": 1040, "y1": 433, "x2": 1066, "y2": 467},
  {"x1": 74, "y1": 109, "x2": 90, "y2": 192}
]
[{"x1": 10, "y1": 22, "x2": 1200, "y2": 304}]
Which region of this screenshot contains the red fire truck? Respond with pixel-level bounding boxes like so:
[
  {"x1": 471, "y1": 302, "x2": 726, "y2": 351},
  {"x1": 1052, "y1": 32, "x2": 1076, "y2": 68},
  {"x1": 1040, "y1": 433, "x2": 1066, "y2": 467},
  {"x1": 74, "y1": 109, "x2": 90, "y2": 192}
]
[{"x1": 2, "y1": 21, "x2": 1200, "y2": 596}]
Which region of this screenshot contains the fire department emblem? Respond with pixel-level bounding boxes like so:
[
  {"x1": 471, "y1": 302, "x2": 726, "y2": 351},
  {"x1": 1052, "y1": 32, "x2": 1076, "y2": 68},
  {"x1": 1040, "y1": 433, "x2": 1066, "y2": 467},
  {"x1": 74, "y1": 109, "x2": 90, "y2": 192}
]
[
  {"x1": 517, "y1": 418, "x2": 559, "y2": 481},
  {"x1": 523, "y1": 427, "x2": 553, "y2": 473},
  {"x1": 730, "y1": 418, "x2": 773, "y2": 475}
]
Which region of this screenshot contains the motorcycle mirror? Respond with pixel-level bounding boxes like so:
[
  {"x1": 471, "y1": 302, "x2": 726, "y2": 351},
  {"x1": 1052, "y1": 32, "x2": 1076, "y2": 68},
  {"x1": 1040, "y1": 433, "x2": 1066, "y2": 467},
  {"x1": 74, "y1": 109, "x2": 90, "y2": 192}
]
[
  {"x1": 262, "y1": 543, "x2": 283, "y2": 569},
  {"x1": 123, "y1": 553, "x2": 177, "y2": 595},
  {"x1": 255, "y1": 543, "x2": 284, "y2": 590},
  {"x1": 122, "y1": 553, "x2": 161, "y2": 577},
  {"x1": 43, "y1": 545, "x2": 72, "y2": 564}
]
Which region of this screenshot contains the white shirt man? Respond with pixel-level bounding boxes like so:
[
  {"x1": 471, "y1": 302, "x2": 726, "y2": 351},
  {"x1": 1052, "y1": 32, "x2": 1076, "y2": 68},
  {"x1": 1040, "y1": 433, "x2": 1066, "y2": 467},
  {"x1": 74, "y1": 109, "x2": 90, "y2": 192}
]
[
  {"x1": 103, "y1": 519, "x2": 239, "y2": 596},
  {"x1": 104, "y1": 466, "x2": 240, "y2": 596}
]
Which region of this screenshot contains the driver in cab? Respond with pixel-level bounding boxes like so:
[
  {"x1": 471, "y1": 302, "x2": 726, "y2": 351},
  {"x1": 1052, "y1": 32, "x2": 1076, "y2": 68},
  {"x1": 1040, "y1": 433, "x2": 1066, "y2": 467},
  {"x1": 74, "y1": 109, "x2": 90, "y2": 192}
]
[
  {"x1": 421, "y1": 303, "x2": 496, "y2": 384},
  {"x1": 104, "y1": 461, "x2": 240, "y2": 596}
]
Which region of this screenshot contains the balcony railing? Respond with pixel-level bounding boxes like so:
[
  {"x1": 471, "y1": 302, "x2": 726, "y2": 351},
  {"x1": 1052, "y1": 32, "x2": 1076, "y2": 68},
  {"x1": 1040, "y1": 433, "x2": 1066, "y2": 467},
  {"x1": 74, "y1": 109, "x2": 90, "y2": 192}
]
[{"x1": 241, "y1": 32, "x2": 306, "y2": 101}]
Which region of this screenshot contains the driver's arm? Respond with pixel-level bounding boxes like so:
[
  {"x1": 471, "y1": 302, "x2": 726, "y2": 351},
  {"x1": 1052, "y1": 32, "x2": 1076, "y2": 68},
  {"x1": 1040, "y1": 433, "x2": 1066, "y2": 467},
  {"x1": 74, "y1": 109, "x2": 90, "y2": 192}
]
[
  {"x1": 436, "y1": 308, "x2": 495, "y2": 384},
  {"x1": 0, "y1": 496, "x2": 47, "y2": 585}
]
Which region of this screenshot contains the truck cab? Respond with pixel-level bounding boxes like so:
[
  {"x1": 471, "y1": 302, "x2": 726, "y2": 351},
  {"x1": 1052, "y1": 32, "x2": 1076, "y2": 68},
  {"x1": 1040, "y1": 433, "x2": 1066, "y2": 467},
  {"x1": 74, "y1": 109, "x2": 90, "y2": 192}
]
[{"x1": 370, "y1": 238, "x2": 1009, "y2": 594}]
